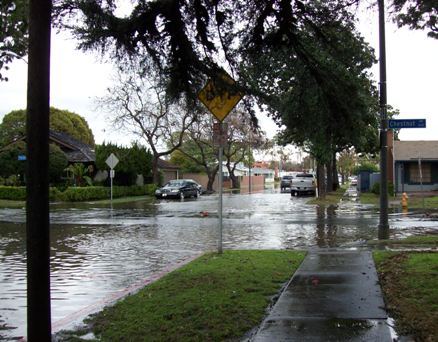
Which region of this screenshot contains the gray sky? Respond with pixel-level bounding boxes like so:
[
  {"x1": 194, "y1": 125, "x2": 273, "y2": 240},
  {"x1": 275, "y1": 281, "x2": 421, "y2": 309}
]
[{"x1": 0, "y1": 9, "x2": 437, "y2": 147}]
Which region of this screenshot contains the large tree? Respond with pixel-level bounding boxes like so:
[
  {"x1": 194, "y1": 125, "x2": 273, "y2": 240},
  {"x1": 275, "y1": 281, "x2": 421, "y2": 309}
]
[
  {"x1": 0, "y1": 107, "x2": 95, "y2": 146},
  {"x1": 53, "y1": 1, "x2": 376, "y2": 116},
  {"x1": 223, "y1": 111, "x2": 265, "y2": 188},
  {"x1": 171, "y1": 115, "x2": 219, "y2": 192},
  {"x1": 97, "y1": 66, "x2": 197, "y2": 184}
]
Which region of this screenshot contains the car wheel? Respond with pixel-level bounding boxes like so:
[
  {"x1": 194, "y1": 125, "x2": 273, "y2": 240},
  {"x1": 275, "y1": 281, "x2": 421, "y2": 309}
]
[
  {"x1": 195, "y1": 190, "x2": 200, "y2": 198},
  {"x1": 180, "y1": 191, "x2": 185, "y2": 199}
]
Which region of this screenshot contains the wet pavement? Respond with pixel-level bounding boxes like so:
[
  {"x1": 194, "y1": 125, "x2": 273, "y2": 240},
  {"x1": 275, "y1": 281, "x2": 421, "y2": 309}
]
[
  {"x1": 251, "y1": 249, "x2": 392, "y2": 341},
  {"x1": 0, "y1": 187, "x2": 437, "y2": 340}
]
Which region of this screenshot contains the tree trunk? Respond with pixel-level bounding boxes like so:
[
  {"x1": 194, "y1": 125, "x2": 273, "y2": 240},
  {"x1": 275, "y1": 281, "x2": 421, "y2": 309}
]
[
  {"x1": 152, "y1": 156, "x2": 160, "y2": 185},
  {"x1": 332, "y1": 152, "x2": 339, "y2": 191},
  {"x1": 230, "y1": 172, "x2": 240, "y2": 189},
  {"x1": 206, "y1": 170, "x2": 217, "y2": 192},
  {"x1": 317, "y1": 162, "x2": 326, "y2": 199},
  {"x1": 326, "y1": 158, "x2": 333, "y2": 193},
  {"x1": 26, "y1": 1, "x2": 52, "y2": 340}
]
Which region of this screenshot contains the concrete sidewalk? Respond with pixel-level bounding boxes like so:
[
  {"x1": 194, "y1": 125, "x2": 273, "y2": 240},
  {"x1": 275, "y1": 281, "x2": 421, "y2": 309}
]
[{"x1": 252, "y1": 249, "x2": 392, "y2": 341}]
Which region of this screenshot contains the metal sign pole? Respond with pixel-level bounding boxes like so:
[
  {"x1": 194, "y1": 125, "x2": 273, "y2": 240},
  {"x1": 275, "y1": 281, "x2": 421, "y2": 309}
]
[
  {"x1": 110, "y1": 169, "x2": 113, "y2": 209},
  {"x1": 418, "y1": 156, "x2": 424, "y2": 209},
  {"x1": 218, "y1": 130, "x2": 224, "y2": 254}
]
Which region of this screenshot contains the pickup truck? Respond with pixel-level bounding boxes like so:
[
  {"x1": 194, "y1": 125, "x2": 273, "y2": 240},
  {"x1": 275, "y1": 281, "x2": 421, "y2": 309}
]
[
  {"x1": 290, "y1": 173, "x2": 316, "y2": 196},
  {"x1": 280, "y1": 175, "x2": 294, "y2": 191}
]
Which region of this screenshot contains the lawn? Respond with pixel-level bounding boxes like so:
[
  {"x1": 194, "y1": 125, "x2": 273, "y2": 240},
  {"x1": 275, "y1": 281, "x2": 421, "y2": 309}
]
[
  {"x1": 360, "y1": 192, "x2": 438, "y2": 210},
  {"x1": 58, "y1": 250, "x2": 305, "y2": 342},
  {"x1": 373, "y1": 250, "x2": 438, "y2": 340},
  {"x1": 368, "y1": 234, "x2": 438, "y2": 246}
]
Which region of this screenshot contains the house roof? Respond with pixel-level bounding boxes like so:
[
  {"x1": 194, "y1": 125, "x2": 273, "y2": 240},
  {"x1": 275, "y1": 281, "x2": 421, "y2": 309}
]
[
  {"x1": 49, "y1": 130, "x2": 95, "y2": 163},
  {"x1": 157, "y1": 158, "x2": 179, "y2": 170},
  {"x1": 393, "y1": 140, "x2": 438, "y2": 161},
  {"x1": 1, "y1": 129, "x2": 95, "y2": 163}
]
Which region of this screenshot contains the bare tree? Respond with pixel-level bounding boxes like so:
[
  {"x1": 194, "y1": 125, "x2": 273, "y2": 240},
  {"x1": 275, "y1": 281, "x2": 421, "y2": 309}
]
[
  {"x1": 176, "y1": 115, "x2": 219, "y2": 192},
  {"x1": 98, "y1": 67, "x2": 197, "y2": 184},
  {"x1": 223, "y1": 112, "x2": 265, "y2": 188}
]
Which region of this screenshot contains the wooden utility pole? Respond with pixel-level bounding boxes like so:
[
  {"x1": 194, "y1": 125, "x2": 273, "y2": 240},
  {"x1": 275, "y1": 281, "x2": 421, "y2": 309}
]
[
  {"x1": 26, "y1": 1, "x2": 52, "y2": 340},
  {"x1": 378, "y1": 0, "x2": 389, "y2": 239}
]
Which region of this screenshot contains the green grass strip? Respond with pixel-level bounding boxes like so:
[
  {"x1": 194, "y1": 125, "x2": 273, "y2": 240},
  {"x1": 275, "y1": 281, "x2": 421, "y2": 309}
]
[
  {"x1": 307, "y1": 186, "x2": 348, "y2": 206},
  {"x1": 67, "y1": 250, "x2": 305, "y2": 341},
  {"x1": 373, "y1": 251, "x2": 438, "y2": 340},
  {"x1": 368, "y1": 235, "x2": 438, "y2": 246},
  {"x1": 0, "y1": 199, "x2": 25, "y2": 208}
]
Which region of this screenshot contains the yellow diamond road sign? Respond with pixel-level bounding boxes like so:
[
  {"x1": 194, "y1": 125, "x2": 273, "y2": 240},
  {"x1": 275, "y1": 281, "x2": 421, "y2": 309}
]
[{"x1": 198, "y1": 72, "x2": 243, "y2": 122}]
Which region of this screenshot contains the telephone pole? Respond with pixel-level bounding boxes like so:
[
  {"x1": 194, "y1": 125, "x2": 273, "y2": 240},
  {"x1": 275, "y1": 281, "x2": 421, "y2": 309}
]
[{"x1": 378, "y1": 0, "x2": 389, "y2": 239}]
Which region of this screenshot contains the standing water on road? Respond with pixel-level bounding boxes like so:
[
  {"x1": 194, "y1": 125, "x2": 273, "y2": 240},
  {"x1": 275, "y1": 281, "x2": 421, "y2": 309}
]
[{"x1": 0, "y1": 189, "x2": 437, "y2": 339}]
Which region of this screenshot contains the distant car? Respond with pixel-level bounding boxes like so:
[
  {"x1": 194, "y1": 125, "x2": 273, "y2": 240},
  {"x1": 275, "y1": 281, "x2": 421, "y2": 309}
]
[
  {"x1": 349, "y1": 176, "x2": 358, "y2": 186},
  {"x1": 155, "y1": 179, "x2": 201, "y2": 199},
  {"x1": 290, "y1": 173, "x2": 316, "y2": 196},
  {"x1": 280, "y1": 175, "x2": 294, "y2": 191}
]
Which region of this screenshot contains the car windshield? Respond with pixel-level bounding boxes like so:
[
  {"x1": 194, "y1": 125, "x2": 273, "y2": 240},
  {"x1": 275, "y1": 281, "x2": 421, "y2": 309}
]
[
  {"x1": 282, "y1": 176, "x2": 293, "y2": 179},
  {"x1": 165, "y1": 180, "x2": 186, "y2": 187}
]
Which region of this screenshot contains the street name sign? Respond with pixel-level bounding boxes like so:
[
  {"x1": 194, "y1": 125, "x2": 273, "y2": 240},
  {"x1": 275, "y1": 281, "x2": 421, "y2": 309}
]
[
  {"x1": 388, "y1": 119, "x2": 426, "y2": 129},
  {"x1": 198, "y1": 72, "x2": 243, "y2": 122}
]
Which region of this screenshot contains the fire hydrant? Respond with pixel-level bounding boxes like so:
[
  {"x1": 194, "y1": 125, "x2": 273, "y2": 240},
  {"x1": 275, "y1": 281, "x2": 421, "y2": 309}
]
[{"x1": 401, "y1": 192, "x2": 409, "y2": 209}]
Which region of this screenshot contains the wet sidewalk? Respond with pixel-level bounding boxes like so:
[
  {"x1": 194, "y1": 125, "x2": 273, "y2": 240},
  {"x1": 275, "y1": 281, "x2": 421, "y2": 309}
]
[{"x1": 252, "y1": 249, "x2": 392, "y2": 341}]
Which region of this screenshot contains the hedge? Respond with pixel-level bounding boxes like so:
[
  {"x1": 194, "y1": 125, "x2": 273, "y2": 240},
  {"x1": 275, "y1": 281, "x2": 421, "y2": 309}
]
[
  {"x1": 0, "y1": 186, "x2": 26, "y2": 200},
  {"x1": 0, "y1": 184, "x2": 157, "y2": 202}
]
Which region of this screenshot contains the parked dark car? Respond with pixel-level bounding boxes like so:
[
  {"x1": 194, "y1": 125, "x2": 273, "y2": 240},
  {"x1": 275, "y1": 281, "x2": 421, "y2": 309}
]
[
  {"x1": 155, "y1": 179, "x2": 201, "y2": 199},
  {"x1": 280, "y1": 175, "x2": 294, "y2": 191}
]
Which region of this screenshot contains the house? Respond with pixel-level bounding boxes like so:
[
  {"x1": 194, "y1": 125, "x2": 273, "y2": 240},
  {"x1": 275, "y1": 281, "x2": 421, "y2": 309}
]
[
  {"x1": 157, "y1": 159, "x2": 180, "y2": 184},
  {"x1": 393, "y1": 140, "x2": 438, "y2": 193},
  {"x1": 48, "y1": 130, "x2": 95, "y2": 166},
  {"x1": 1, "y1": 129, "x2": 95, "y2": 166},
  {"x1": 251, "y1": 167, "x2": 275, "y2": 183}
]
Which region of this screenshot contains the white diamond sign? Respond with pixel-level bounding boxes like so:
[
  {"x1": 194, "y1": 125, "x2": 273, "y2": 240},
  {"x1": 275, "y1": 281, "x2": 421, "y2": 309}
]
[{"x1": 105, "y1": 153, "x2": 119, "y2": 169}]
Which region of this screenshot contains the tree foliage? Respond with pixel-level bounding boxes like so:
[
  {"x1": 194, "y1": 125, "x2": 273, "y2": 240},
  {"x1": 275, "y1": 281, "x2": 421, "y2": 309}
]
[
  {"x1": 0, "y1": 0, "x2": 28, "y2": 81},
  {"x1": 0, "y1": 107, "x2": 95, "y2": 146},
  {"x1": 0, "y1": 141, "x2": 68, "y2": 184},
  {"x1": 392, "y1": 0, "x2": 438, "y2": 38},
  {"x1": 95, "y1": 142, "x2": 153, "y2": 186}
]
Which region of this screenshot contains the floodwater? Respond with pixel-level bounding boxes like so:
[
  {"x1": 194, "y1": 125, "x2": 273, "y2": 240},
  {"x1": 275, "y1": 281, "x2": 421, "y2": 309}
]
[{"x1": 0, "y1": 187, "x2": 437, "y2": 340}]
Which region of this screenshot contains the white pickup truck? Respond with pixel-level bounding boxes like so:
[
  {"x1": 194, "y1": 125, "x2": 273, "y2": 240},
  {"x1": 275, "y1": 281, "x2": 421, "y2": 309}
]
[{"x1": 290, "y1": 173, "x2": 316, "y2": 196}]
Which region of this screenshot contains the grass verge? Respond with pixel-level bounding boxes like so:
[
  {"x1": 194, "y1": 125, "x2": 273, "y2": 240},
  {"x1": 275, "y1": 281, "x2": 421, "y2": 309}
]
[
  {"x1": 360, "y1": 192, "x2": 438, "y2": 209},
  {"x1": 0, "y1": 199, "x2": 25, "y2": 208},
  {"x1": 60, "y1": 250, "x2": 305, "y2": 342},
  {"x1": 373, "y1": 251, "x2": 438, "y2": 340},
  {"x1": 307, "y1": 185, "x2": 348, "y2": 206},
  {"x1": 368, "y1": 234, "x2": 438, "y2": 246}
]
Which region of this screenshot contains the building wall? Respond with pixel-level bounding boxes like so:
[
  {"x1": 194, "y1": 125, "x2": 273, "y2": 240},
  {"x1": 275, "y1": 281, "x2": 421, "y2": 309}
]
[
  {"x1": 181, "y1": 173, "x2": 265, "y2": 192},
  {"x1": 395, "y1": 161, "x2": 438, "y2": 193}
]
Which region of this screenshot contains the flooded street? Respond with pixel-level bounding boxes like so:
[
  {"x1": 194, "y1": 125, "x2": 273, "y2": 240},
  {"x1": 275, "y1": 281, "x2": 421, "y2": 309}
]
[{"x1": 1, "y1": 188, "x2": 437, "y2": 340}]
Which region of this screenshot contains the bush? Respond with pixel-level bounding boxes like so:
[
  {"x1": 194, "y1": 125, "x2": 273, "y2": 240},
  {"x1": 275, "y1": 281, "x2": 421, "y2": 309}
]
[
  {"x1": 62, "y1": 186, "x2": 109, "y2": 201},
  {"x1": 0, "y1": 186, "x2": 26, "y2": 200},
  {"x1": 371, "y1": 182, "x2": 395, "y2": 196},
  {"x1": 0, "y1": 184, "x2": 158, "y2": 202}
]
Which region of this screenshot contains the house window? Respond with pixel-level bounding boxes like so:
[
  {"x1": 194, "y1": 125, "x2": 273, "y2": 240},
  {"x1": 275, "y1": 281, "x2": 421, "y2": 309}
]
[{"x1": 409, "y1": 162, "x2": 431, "y2": 183}]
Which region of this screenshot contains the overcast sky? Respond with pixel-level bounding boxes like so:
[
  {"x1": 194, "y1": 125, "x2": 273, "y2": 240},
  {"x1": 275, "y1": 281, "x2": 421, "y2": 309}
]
[{"x1": 0, "y1": 8, "x2": 437, "y2": 148}]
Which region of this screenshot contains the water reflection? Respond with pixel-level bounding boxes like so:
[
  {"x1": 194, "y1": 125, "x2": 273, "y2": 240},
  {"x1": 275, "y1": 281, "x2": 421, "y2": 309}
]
[{"x1": 0, "y1": 190, "x2": 437, "y2": 340}]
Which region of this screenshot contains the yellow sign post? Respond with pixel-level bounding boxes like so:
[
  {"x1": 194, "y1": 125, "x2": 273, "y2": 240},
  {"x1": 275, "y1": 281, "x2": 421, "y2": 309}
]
[
  {"x1": 198, "y1": 72, "x2": 242, "y2": 122},
  {"x1": 198, "y1": 71, "x2": 242, "y2": 254}
]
